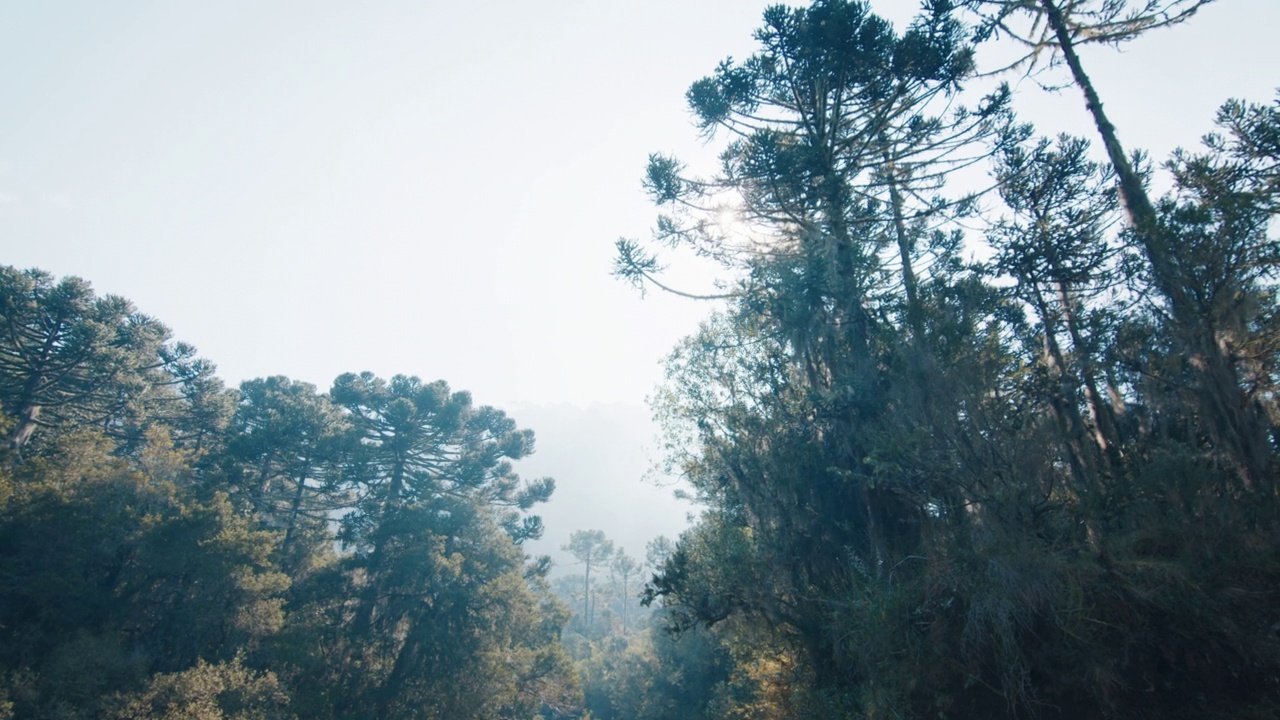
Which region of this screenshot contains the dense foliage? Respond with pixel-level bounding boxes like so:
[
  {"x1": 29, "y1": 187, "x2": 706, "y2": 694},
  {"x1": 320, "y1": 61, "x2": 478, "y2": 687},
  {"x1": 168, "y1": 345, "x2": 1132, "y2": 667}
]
[
  {"x1": 615, "y1": 0, "x2": 1280, "y2": 718},
  {"x1": 2, "y1": 1, "x2": 1277, "y2": 719},
  {"x1": 0, "y1": 271, "x2": 580, "y2": 720}
]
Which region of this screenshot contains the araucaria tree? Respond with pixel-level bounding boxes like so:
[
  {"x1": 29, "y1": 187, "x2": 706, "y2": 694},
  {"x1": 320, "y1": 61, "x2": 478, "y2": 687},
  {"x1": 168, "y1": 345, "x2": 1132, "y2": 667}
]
[
  {"x1": 564, "y1": 529, "x2": 614, "y2": 631},
  {"x1": 960, "y1": 0, "x2": 1275, "y2": 489},
  {"x1": 289, "y1": 371, "x2": 562, "y2": 719},
  {"x1": 620, "y1": 1, "x2": 1280, "y2": 718},
  {"x1": 0, "y1": 270, "x2": 581, "y2": 720},
  {"x1": 0, "y1": 267, "x2": 173, "y2": 456}
]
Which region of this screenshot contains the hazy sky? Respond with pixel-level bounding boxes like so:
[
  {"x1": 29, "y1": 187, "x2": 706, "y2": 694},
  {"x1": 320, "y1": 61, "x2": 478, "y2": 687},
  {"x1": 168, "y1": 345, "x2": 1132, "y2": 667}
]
[{"x1": 2, "y1": 0, "x2": 1277, "y2": 566}]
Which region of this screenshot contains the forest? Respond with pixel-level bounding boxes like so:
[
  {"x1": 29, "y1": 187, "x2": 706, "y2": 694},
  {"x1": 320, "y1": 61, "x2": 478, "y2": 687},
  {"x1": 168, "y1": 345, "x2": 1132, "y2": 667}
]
[{"x1": 2, "y1": 0, "x2": 1279, "y2": 718}]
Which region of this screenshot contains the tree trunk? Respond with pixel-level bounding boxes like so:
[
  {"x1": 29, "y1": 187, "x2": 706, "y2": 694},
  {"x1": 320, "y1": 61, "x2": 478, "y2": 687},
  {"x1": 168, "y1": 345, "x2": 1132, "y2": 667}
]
[
  {"x1": 281, "y1": 468, "x2": 309, "y2": 556},
  {"x1": 1040, "y1": 0, "x2": 1270, "y2": 490},
  {"x1": 4, "y1": 404, "x2": 41, "y2": 453},
  {"x1": 583, "y1": 552, "x2": 592, "y2": 630},
  {"x1": 1054, "y1": 279, "x2": 1124, "y2": 475},
  {"x1": 1037, "y1": 0, "x2": 1165, "y2": 274},
  {"x1": 883, "y1": 148, "x2": 925, "y2": 341}
]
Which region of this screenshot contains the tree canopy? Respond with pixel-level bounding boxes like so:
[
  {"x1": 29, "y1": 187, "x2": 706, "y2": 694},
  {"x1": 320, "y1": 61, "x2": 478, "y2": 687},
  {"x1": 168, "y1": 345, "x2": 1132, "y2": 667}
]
[
  {"x1": 616, "y1": 1, "x2": 1280, "y2": 717},
  {"x1": 0, "y1": 267, "x2": 579, "y2": 720}
]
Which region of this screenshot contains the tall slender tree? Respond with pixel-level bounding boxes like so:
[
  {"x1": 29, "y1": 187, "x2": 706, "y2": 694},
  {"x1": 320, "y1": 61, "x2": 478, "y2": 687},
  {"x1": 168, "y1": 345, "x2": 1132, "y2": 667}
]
[
  {"x1": 564, "y1": 529, "x2": 614, "y2": 631},
  {"x1": 961, "y1": 0, "x2": 1274, "y2": 488},
  {"x1": 989, "y1": 133, "x2": 1128, "y2": 511},
  {"x1": 609, "y1": 549, "x2": 641, "y2": 631}
]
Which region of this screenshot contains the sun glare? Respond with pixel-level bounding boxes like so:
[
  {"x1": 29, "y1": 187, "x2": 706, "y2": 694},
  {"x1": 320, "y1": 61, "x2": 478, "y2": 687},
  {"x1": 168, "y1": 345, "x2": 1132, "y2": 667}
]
[{"x1": 715, "y1": 204, "x2": 741, "y2": 236}]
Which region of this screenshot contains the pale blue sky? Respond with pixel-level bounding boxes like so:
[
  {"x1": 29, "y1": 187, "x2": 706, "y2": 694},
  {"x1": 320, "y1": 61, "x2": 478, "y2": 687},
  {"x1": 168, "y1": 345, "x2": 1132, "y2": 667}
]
[
  {"x1": 3, "y1": 0, "x2": 1275, "y2": 407},
  {"x1": 0, "y1": 0, "x2": 792, "y2": 409},
  {"x1": 2, "y1": 0, "x2": 1277, "y2": 563}
]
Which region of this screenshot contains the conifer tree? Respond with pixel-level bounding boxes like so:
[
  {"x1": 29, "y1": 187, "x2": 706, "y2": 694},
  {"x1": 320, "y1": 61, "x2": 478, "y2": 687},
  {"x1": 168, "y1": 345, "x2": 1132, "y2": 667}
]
[
  {"x1": 564, "y1": 529, "x2": 614, "y2": 631},
  {"x1": 0, "y1": 267, "x2": 170, "y2": 456}
]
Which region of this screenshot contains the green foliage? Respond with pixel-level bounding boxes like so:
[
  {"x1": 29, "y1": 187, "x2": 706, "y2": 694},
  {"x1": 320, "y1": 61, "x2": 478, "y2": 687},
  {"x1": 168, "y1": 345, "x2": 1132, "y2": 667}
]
[
  {"x1": 332, "y1": 372, "x2": 552, "y2": 547},
  {"x1": 0, "y1": 266, "x2": 170, "y2": 456},
  {"x1": 0, "y1": 428, "x2": 289, "y2": 718},
  {"x1": 0, "y1": 266, "x2": 235, "y2": 464},
  {"x1": 109, "y1": 657, "x2": 294, "y2": 720},
  {"x1": 280, "y1": 498, "x2": 579, "y2": 720},
  {"x1": 619, "y1": 2, "x2": 1280, "y2": 719},
  {"x1": 0, "y1": 273, "x2": 577, "y2": 720},
  {"x1": 225, "y1": 376, "x2": 352, "y2": 574}
]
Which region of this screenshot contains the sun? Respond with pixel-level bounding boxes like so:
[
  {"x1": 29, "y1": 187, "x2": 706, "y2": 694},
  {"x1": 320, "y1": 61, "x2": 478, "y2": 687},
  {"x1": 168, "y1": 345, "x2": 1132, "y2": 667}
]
[{"x1": 714, "y1": 203, "x2": 741, "y2": 236}]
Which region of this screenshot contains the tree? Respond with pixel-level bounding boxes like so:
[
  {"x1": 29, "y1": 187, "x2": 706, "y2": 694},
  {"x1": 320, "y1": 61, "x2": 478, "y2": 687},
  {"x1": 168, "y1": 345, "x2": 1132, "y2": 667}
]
[
  {"x1": 280, "y1": 490, "x2": 578, "y2": 720},
  {"x1": 1152, "y1": 97, "x2": 1280, "y2": 493},
  {"x1": 275, "y1": 373, "x2": 565, "y2": 720},
  {"x1": 960, "y1": 0, "x2": 1277, "y2": 489},
  {"x1": 609, "y1": 549, "x2": 641, "y2": 632},
  {"x1": 108, "y1": 658, "x2": 294, "y2": 720},
  {"x1": 331, "y1": 372, "x2": 552, "y2": 551},
  {"x1": 644, "y1": 535, "x2": 675, "y2": 601},
  {"x1": 147, "y1": 344, "x2": 237, "y2": 457},
  {"x1": 617, "y1": 2, "x2": 1022, "y2": 700},
  {"x1": 618, "y1": 0, "x2": 1014, "y2": 337},
  {"x1": 989, "y1": 132, "x2": 1130, "y2": 520},
  {"x1": 563, "y1": 529, "x2": 614, "y2": 631},
  {"x1": 960, "y1": 0, "x2": 1211, "y2": 237},
  {"x1": 0, "y1": 270, "x2": 586, "y2": 720},
  {"x1": 0, "y1": 428, "x2": 289, "y2": 718},
  {"x1": 645, "y1": 535, "x2": 674, "y2": 569},
  {"x1": 225, "y1": 377, "x2": 352, "y2": 567},
  {"x1": 619, "y1": 1, "x2": 1280, "y2": 716},
  {"x1": 0, "y1": 267, "x2": 170, "y2": 457}
]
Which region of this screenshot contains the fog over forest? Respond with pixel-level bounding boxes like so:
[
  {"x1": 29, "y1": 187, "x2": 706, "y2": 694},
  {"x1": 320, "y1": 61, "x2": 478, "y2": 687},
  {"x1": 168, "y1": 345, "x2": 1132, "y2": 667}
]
[{"x1": 509, "y1": 402, "x2": 692, "y2": 572}]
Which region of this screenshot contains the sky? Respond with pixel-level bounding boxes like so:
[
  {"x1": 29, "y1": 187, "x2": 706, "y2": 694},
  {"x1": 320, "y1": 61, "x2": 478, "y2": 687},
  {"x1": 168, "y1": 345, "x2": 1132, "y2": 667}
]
[{"x1": 2, "y1": 0, "x2": 1278, "y2": 568}]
